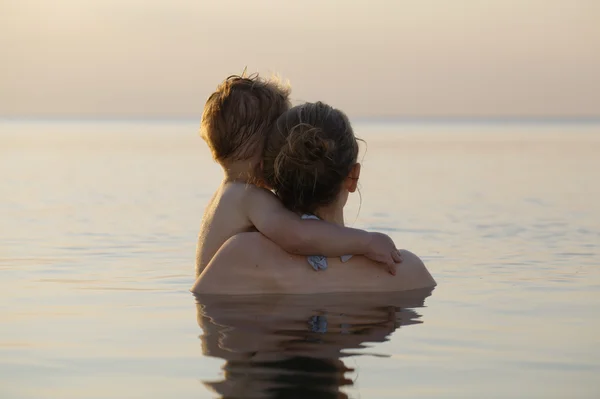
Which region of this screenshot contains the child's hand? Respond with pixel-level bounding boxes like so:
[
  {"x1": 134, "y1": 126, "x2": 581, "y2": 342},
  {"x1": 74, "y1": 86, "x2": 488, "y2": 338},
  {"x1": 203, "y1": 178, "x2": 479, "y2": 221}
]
[{"x1": 365, "y1": 232, "x2": 402, "y2": 275}]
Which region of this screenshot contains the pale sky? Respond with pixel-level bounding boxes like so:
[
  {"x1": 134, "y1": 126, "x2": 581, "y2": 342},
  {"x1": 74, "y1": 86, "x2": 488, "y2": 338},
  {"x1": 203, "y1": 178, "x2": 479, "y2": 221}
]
[{"x1": 1, "y1": 0, "x2": 599, "y2": 118}]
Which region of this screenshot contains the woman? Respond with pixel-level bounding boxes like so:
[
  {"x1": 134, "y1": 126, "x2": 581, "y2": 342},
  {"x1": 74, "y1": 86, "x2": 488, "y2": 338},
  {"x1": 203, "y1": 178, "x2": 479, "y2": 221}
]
[{"x1": 192, "y1": 102, "x2": 435, "y2": 295}]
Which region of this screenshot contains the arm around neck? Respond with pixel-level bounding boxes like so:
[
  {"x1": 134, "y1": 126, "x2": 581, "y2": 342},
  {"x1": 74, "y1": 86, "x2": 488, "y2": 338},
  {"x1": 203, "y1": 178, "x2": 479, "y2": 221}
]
[{"x1": 192, "y1": 232, "x2": 436, "y2": 295}]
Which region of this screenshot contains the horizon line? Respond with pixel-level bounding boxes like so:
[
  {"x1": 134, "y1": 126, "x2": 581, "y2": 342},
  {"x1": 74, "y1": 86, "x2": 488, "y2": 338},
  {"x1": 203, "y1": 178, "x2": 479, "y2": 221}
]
[{"x1": 2, "y1": 115, "x2": 600, "y2": 125}]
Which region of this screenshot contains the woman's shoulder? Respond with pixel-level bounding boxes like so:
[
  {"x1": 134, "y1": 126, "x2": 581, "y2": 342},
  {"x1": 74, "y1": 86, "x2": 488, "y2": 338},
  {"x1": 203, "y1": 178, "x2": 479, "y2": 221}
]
[
  {"x1": 316, "y1": 249, "x2": 436, "y2": 293},
  {"x1": 396, "y1": 249, "x2": 436, "y2": 289}
]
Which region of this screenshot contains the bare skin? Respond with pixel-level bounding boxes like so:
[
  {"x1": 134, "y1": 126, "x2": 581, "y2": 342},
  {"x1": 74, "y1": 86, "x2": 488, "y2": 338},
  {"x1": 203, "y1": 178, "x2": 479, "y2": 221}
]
[
  {"x1": 195, "y1": 160, "x2": 402, "y2": 276},
  {"x1": 192, "y1": 232, "x2": 436, "y2": 295},
  {"x1": 192, "y1": 162, "x2": 436, "y2": 295}
]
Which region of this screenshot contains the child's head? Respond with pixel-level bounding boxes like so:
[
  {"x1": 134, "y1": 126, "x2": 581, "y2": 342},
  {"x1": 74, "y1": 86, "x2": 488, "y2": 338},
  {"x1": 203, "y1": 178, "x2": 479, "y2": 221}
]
[
  {"x1": 200, "y1": 73, "x2": 290, "y2": 166},
  {"x1": 262, "y1": 101, "x2": 360, "y2": 215}
]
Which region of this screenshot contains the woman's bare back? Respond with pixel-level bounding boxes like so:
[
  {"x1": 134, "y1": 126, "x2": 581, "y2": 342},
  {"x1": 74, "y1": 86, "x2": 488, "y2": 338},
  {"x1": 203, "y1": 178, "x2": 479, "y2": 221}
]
[{"x1": 192, "y1": 232, "x2": 436, "y2": 295}]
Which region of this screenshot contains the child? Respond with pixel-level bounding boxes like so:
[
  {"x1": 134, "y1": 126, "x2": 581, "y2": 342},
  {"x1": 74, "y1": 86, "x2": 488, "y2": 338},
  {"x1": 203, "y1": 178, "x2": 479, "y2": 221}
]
[{"x1": 195, "y1": 73, "x2": 402, "y2": 277}]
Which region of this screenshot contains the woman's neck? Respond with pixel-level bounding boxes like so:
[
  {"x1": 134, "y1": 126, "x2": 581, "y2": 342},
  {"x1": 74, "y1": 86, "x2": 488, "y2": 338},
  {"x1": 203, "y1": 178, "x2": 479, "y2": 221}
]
[{"x1": 314, "y1": 205, "x2": 345, "y2": 226}]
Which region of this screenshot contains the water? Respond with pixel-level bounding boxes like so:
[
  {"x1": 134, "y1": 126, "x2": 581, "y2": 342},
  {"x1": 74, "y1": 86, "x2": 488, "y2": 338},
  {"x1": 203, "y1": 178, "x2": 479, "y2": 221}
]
[{"x1": 1, "y1": 120, "x2": 599, "y2": 398}]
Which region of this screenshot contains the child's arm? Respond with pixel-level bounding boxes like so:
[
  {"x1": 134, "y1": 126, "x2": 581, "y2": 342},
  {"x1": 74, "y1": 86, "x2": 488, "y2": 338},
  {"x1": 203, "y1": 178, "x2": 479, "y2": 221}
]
[{"x1": 244, "y1": 187, "x2": 402, "y2": 272}]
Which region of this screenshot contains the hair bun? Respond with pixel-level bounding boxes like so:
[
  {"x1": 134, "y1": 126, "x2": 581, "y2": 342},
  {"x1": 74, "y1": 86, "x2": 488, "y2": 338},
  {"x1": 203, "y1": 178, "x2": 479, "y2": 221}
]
[
  {"x1": 262, "y1": 101, "x2": 358, "y2": 214},
  {"x1": 278, "y1": 125, "x2": 336, "y2": 170},
  {"x1": 271, "y1": 124, "x2": 335, "y2": 212},
  {"x1": 312, "y1": 134, "x2": 333, "y2": 158}
]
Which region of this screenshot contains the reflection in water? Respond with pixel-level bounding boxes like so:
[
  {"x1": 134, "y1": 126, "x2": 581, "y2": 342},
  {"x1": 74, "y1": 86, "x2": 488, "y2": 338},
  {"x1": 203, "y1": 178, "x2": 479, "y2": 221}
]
[{"x1": 195, "y1": 288, "x2": 434, "y2": 398}]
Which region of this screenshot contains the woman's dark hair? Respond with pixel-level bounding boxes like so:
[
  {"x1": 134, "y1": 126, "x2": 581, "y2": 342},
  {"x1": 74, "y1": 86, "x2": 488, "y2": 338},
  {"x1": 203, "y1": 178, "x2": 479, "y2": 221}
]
[{"x1": 262, "y1": 101, "x2": 359, "y2": 214}]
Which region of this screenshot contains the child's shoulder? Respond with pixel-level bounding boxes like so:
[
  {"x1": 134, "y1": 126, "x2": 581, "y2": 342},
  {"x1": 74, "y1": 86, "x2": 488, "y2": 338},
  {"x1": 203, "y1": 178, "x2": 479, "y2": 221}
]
[{"x1": 216, "y1": 182, "x2": 279, "y2": 215}]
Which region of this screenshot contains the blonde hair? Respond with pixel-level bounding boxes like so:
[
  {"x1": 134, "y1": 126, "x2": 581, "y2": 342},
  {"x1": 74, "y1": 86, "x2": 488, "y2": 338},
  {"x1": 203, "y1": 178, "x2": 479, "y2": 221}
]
[{"x1": 200, "y1": 73, "x2": 290, "y2": 163}]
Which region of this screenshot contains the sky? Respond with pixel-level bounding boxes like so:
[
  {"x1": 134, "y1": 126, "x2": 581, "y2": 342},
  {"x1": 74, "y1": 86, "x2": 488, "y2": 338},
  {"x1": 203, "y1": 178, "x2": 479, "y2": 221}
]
[{"x1": 1, "y1": 0, "x2": 599, "y2": 118}]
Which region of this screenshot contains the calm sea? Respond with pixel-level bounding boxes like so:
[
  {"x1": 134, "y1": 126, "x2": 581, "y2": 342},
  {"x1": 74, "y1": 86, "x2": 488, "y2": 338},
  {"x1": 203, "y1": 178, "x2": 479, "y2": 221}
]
[{"x1": 1, "y1": 120, "x2": 599, "y2": 398}]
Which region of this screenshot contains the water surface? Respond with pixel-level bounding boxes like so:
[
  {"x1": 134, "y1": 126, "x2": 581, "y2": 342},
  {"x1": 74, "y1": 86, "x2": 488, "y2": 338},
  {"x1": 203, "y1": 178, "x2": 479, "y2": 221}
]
[{"x1": 1, "y1": 120, "x2": 599, "y2": 398}]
